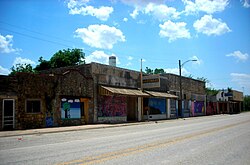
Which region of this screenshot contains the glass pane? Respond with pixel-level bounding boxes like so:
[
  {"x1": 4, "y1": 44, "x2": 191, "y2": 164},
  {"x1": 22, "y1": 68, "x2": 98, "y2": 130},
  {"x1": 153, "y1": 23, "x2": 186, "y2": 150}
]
[
  {"x1": 33, "y1": 101, "x2": 41, "y2": 113},
  {"x1": 26, "y1": 100, "x2": 41, "y2": 113}
]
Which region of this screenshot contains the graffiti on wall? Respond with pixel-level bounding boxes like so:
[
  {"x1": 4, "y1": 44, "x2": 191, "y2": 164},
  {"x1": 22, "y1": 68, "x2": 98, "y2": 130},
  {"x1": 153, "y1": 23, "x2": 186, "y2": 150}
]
[
  {"x1": 46, "y1": 117, "x2": 53, "y2": 127},
  {"x1": 194, "y1": 101, "x2": 204, "y2": 114},
  {"x1": 98, "y1": 96, "x2": 126, "y2": 117},
  {"x1": 61, "y1": 98, "x2": 81, "y2": 119}
]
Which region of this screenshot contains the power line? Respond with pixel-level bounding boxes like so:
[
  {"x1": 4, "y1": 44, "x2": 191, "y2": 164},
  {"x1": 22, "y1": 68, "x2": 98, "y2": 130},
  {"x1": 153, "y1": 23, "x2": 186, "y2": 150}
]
[
  {"x1": 0, "y1": 21, "x2": 74, "y2": 44},
  {"x1": 0, "y1": 22, "x2": 181, "y2": 65},
  {"x1": 0, "y1": 27, "x2": 73, "y2": 48}
]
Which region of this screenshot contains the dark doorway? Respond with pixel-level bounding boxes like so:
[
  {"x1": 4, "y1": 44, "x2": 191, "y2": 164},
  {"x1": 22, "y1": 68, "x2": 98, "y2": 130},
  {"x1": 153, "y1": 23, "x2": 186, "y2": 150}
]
[
  {"x1": 3, "y1": 99, "x2": 14, "y2": 130},
  {"x1": 127, "y1": 97, "x2": 137, "y2": 121}
]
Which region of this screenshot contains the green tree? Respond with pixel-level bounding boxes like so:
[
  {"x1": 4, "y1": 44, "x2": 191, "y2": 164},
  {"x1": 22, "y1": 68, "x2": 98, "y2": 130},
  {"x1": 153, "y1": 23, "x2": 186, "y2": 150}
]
[
  {"x1": 154, "y1": 68, "x2": 165, "y2": 74},
  {"x1": 34, "y1": 57, "x2": 51, "y2": 71},
  {"x1": 145, "y1": 67, "x2": 166, "y2": 74},
  {"x1": 205, "y1": 87, "x2": 219, "y2": 96},
  {"x1": 50, "y1": 48, "x2": 85, "y2": 68},
  {"x1": 243, "y1": 96, "x2": 250, "y2": 111},
  {"x1": 35, "y1": 48, "x2": 85, "y2": 71},
  {"x1": 196, "y1": 77, "x2": 210, "y2": 84},
  {"x1": 9, "y1": 63, "x2": 34, "y2": 75},
  {"x1": 145, "y1": 67, "x2": 153, "y2": 74}
]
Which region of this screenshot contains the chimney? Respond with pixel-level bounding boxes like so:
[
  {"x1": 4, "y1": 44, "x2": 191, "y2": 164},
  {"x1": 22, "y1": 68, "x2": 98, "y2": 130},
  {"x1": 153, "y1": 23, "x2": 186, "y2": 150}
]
[{"x1": 109, "y1": 56, "x2": 116, "y2": 67}]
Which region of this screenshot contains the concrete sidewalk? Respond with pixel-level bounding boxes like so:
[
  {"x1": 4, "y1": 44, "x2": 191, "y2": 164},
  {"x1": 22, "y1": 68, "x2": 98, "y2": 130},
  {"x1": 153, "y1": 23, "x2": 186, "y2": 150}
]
[
  {"x1": 0, "y1": 114, "x2": 228, "y2": 138},
  {"x1": 0, "y1": 122, "x2": 149, "y2": 138}
]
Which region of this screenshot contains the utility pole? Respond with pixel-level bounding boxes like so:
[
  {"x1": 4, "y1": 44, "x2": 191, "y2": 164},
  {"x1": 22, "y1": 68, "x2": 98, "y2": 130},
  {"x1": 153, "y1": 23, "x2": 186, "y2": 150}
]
[
  {"x1": 141, "y1": 59, "x2": 143, "y2": 91},
  {"x1": 139, "y1": 59, "x2": 143, "y2": 121},
  {"x1": 179, "y1": 60, "x2": 182, "y2": 118},
  {"x1": 242, "y1": 87, "x2": 245, "y2": 112},
  {"x1": 178, "y1": 59, "x2": 197, "y2": 118}
]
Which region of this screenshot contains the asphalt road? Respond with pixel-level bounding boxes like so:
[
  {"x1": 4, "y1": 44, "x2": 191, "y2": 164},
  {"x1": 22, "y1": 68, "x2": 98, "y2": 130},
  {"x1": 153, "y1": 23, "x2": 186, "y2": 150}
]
[{"x1": 1, "y1": 113, "x2": 250, "y2": 165}]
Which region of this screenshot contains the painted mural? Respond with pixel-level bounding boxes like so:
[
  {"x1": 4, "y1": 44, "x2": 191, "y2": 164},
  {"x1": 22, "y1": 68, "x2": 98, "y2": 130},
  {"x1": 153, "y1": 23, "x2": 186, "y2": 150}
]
[
  {"x1": 148, "y1": 98, "x2": 166, "y2": 115},
  {"x1": 98, "y1": 96, "x2": 126, "y2": 117},
  {"x1": 61, "y1": 98, "x2": 81, "y2": 119},
  {"x1": 45, "y1": 117, "x2": 53, "y2": 127},
  {"x1": 193, "y1": 101, "x2": 205, "y2": 116}
]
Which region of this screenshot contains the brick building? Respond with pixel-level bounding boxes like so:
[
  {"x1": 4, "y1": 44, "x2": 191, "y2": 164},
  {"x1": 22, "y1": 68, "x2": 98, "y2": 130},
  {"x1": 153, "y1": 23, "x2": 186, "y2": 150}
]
[
  {"x1": 0, "y1": 62, "x2": 206, "y2": 130},
  {"x1": 144, "y1": 74, "x2": 206, "y2": 118}
]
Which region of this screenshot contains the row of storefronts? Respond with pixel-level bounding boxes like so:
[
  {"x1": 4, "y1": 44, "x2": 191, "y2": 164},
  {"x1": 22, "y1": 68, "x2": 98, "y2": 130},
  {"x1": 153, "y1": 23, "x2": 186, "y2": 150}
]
[{"x1": 0, "y1": 62, "x2": 242, "y2": 130}]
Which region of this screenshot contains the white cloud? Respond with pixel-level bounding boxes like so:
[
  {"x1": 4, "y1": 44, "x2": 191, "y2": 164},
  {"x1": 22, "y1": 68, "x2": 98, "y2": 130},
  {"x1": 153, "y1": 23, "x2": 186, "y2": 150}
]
[
  {"x1": 182, "y1": 0, "x2": 229, "y2": 15},
  {"x1": 124, "y1": 1, "x2": 180, "y2": 21},
  {"x1": 75, "y1": 24, "x2": 126, "y2": 49},
  {"x1": 164, "y1": 67, "x2": 189, "y2": 76},
  {"x1": 127, "y1": 56, "x2": 133, "y2": 60},
  {"x1": 137, "y1": 20, "x2": 147, "y2": 24},
  {"x1": 69, "y1": 6, "x2": 113, "y2": 21},
  {"x1": 242, "y1": 0, "x2": 250, "y2": 8},
  {"x1": 193, "y1": 15, "x2": 231, "y2": 36},
  {"x1": 144, "y1": 3, "x2": 180, "y2": 21},
  {"x1": 123, "y1": 17, "x2": 128, "y2": 22},
  {"x1": 13, "y1": 57, "x2": 36, "y2": 66},
  {"x1": 121, "y1": 0, "x2": 165, "y2": 8},
  {"x1": 226, "y1": 51, "x2": 249, "y2": 62},
  {"x1": 67, "y1": 0, "x2": 89, "y2": 8},
  {"x1": 0, "y1": 34, "x2": 21, "y2": 54},
  {"x1": 159, "y1": 20, "x2": 191, "y2": 42},
  {"x1": 113, "y1": 21, "x2": 120, "y2": 27},
  {"x1": 67, "y1": 0, "x2": 113, "y2": 21},
  {"x1": 0, "y1": 65, "x2": 10, "y2": 75},
  {"x1": 231, "y1": 73, "x2": 250, "y2": 94},
  {"x1": 130, "y1": 8, "x2": 139, "y2": 19},
  {"x1": 85, "y1": 50, "x2": 120, "y2": 65},
  {"x1": 126, "y1": 62, "x2": 132, "y2": 66}
]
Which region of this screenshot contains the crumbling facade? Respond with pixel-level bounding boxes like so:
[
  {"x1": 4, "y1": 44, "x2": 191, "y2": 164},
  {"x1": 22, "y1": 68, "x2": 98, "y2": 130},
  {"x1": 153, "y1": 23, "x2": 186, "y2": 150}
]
[
  {"x1": 216, "y1": 89, "x2": 243, "y2": 114},
  {"x1": 1, "y1": 62, "x2": 209, "y2": 130}
]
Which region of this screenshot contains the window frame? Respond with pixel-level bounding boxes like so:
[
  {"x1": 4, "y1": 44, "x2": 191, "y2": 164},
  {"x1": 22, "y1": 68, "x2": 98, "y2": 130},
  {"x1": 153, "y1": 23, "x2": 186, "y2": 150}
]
[{"x1": 25, "y1": 99, "x2": 42, "y2": 114}]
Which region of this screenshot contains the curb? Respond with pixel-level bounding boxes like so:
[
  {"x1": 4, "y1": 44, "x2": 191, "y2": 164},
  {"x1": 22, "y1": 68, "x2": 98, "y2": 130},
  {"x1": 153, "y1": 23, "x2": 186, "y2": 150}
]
[
  {"x1": 0, "y1": 114, "x2": 234, "y2": 138},
  {"x1": 0, "y1": 122, "x2": 152, "y2": 138}
]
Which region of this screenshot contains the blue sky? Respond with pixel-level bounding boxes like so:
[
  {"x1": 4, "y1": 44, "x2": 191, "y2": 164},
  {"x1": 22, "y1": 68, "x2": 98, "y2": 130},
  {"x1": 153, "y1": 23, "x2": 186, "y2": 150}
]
[{"x1": 0, "y1": 0, "x2": 250, "y2": 95}]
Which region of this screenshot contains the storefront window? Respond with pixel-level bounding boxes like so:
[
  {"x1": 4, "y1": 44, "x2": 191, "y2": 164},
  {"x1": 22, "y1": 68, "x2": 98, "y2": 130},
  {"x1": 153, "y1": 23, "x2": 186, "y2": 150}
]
[
  {"x1": 148, "y1": 98, "x2": 166, "y2": 115},
  {"x1": 61, "y1": 98, "x2": 81, "y2": 119}
]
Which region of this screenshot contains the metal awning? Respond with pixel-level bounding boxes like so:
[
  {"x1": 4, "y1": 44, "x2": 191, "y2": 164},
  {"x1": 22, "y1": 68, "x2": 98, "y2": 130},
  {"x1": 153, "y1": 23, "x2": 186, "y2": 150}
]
[
  {"x1": 145, "y1": 90, "x2": 178, "y2": 99},
  {"x1": 100, "y1": 86, "x2": 149, "y2": 97}
]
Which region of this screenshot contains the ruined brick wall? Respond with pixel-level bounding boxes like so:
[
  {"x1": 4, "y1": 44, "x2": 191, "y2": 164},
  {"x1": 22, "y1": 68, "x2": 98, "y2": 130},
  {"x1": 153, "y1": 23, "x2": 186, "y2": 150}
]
[
  {"x1": 90, "y1": 63, "x2": 140, "y2": 123},
  {"x1": 55, "y1": 69, "x2": 94, "y2": 125},
  {"x1": 15, "y1": 73, "x2": 57, "y2": 129},
  {"x1": 160, "y1": 74, "x2": 206, "y2": 99},
  {"x1": 0, "y1": 76, "x2": 18, "y2": 130},
  {"x1": 41, "y1": 64, "x2": 94, "y2": 124},
  {"x1": 13, "y1": 67, "x2": 94, "y2": 129},
  {"x1": 91, "y1": 63, "x2": 140, "y2": 88},
  {"x1": 231, "y1": 90, "x2": 243, "y2": 102}
]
